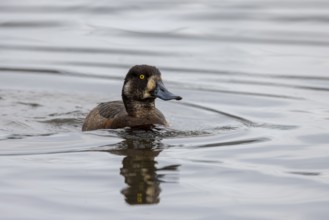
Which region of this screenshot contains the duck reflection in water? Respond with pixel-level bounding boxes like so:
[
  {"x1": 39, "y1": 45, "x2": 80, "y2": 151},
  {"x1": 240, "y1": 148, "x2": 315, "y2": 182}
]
[{"x1": 108, "y1": 131, "x2": 180, "y2": 205}]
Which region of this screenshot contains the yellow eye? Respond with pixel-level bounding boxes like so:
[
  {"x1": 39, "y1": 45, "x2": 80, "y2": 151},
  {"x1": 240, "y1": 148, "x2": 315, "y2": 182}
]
[{"x1": 139, "y1": 74, "x2": 145, "y2": 80}]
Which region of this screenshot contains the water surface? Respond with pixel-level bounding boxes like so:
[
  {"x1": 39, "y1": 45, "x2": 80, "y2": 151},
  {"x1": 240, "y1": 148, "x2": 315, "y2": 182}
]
[{"x1": 0, "y1": 0, "x2": 329, "y2": 219}]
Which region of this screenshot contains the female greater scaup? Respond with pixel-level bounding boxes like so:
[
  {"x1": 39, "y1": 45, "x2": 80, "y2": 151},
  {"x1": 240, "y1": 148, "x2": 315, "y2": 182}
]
[{"x1": 82, "y1": 65, "x2": 182, "y2": 131}]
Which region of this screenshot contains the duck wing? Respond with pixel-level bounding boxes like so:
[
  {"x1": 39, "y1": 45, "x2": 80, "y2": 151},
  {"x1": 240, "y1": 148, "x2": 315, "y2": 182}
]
[
  {"x1": 98, "y1": 101, "x2": 126, "y2": 118},
  {"x1": 82, "y1": 101, "x2": 126, "y2": 131}
]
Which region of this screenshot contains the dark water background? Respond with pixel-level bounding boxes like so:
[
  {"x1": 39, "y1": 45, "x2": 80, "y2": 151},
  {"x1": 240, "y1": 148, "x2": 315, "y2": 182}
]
[{"x1": 1, "y1": 0, "x2": 329, "y2": 219}]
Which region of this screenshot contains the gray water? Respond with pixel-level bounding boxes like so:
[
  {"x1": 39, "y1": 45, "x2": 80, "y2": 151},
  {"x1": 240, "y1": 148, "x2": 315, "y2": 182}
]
[{"x1": 1, "y1": 0, "x2": 329, "y2": 219}]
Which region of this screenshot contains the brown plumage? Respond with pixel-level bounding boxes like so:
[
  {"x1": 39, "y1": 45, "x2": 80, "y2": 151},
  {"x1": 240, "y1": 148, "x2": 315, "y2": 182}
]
[{"x1": 82, "y1": 65, "x2": 182, "y2": 131}]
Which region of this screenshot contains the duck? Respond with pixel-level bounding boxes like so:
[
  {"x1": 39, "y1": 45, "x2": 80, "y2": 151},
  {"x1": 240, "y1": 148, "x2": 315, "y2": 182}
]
[{"x1": 82, "y1": 65, "x2": 182, "y2": 131}]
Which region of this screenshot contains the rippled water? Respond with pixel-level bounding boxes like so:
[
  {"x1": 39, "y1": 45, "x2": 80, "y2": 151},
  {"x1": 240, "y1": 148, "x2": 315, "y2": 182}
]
[{"x1": 1, "y1": 0, "x2": 329, "y2": 219}]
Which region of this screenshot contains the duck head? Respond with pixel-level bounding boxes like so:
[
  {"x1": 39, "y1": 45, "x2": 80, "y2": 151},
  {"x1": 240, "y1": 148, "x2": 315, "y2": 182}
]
[{"x1": 122, "y1": 65, "x2": 182, "y2": 103}]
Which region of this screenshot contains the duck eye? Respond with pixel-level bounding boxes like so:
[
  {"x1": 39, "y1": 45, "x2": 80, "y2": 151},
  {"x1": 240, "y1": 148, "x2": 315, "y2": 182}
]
[{"x1": 139, "y1": 74, "x2": 145, "y2": 80}]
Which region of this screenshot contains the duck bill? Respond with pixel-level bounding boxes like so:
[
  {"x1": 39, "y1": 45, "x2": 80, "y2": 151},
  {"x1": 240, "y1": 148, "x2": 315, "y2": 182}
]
[{"x1": 154, "y1": 81, "x2": 182, "y2": 101}]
